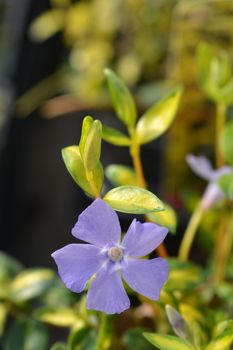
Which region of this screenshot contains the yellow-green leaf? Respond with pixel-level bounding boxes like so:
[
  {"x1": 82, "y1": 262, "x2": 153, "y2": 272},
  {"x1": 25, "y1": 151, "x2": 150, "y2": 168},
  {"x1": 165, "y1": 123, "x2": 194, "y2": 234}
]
[
  {"x1": 0, "y1": 303, "x2": 7, "y2": 336},
  {"x1": 143, "y1": 333, "x2": 195, "y2": 350},
  {"x1": 105, "y1": 164, "x2": 139, "y2": 187},
  {"x1": 105, "y1": 68, "x2": 137, "y2": 128},
  {"x1": 83, "y1": 120, "x2": 102, "y2": 171},
  {"x1": 146, "y1": 203, "x2": 177, "y2": 233},
  {"x1": 221, "y1": 121, "x2": 233, "y2": 166},
  {"x1": 50, "y1": 342, "x2": 67, "y2": 350},
  {"x1": 218, "y1": 174, "x2": 233, "y2": 200},
  {"x1": 29, "y1": 10, "x2": 65, "y2": 42},
  {"x1": 196, "y1": 43, "x2": 214, "y2": 88},
  {"x1": 62, "y1": 146, "x2": 103, "y2": 196},
  {"x1": 213, "y1": 320, "x2": 233, "y2": 338},
  {"x1": 62, "y1": 146, "x2": 93, "y2": 195},
  {"x1": 206, "y1": 331, "x2": 233, "y2": 350},
  {"x1": 35, "y1": 307, "x2": 82, "y2": 327},
  {"x1": 136, "y1": 86, "x2": 183, "y2": 144},
  {"x1": 79, "y1": 116, "x2": 94, "y2": 158},
  {"x1": 179, "y1": 304, "x2": 206, "y2": 328},
  {"x1": 10, "y1": 269, "x2": 56, "y2": 302},
  {"x1": 0, "y1": 251, "x2": 23, "y2": 282},
  {"x1": 102, "y1": 125, "x2": 131, "y2": 146},
  {"x1": 165, "y1": 259, "x2": 205, "y2": 292},
  {"x1": 103, "y1": 186, "x2": 164, "y2": 214}
]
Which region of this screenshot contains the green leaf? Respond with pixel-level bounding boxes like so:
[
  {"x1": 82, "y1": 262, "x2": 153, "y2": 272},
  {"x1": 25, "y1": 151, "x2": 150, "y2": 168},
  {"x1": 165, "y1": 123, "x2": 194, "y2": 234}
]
[
  {"x1": 192, "y1": 322, "x2": 208, "y2": 350},
  {"x1": 35, "y1": 307, "x2": 81, "y2": 327},
  {"x1": 79, "y1": 116, "x2": 94, "y2": 157},
  {"x1": 69, "y1": 326, "x2": 91, "y2": 350},
  {"x1": 213, "y1": 320, "x2": 233, "y2": 338},
  {"x1": 179, "y1": 304, "x2": 206, "y2": 328},
  {"x1": 143, "y1": 333, "x2": 195, "y2": 350},
  {"x1": 0, "y1": 251, "x2": 23, "y2": 298},
  {"x1": 221, "y1": 122, "x2": 233, "y2": 166},
  {"x1": 218, "y1": 174, "x2": 233, "y2": 200},
  {"x1": 69, "y1": 326, "x2": 97, "y2": 350},
  {"x1": 3, "y1": 319, "x2": 48, "y2": 350},
  {"x1": 196, "y1": 42, "x2": 214, "y2": 87},
  {"x1": 83, "y1": 120, "x2": 102, "y2": 171},
  {"x1": 220, "y1": 79, "x2": 233, "y2": 105},
  {"x1": 10, "y1": 269, "x2": 56, "y2": 302},
  {"x1": 196, "y1": 43, "x2": 218, "y2": 101},
  {"x1": 62, "y1": 146, "x2": 103, "y2": 196},
  {"x1": 92, "y1": 161, "x2": 104, "y2": 196},
  {"x1": 42, "y1": 280, "x2": 75, "y2": 307},
  {"x1": 211, "y1": 52, "x2": 232, "y2": 87},
  {"x1": 105, "y1": 164, "x2": 139, "y2": 186},
  {"x1": 50, "y1": 343, "x2": 67, "y2": 350},
  {"x1": 24, "y1": 321, "x2": 49, "y2": 350},
  {"x1": 0, "y1": 303, "x2": 7, "y2": 336},
  {"x1": 79, "y1": 330, "x2": 98, "y2": 350},
  {"x1": 136, "y1": 86, "x2": 183, "y2": 144},
  {"x1": 165, "y1": 259, "x2": 205, "y2": 292},
  {"x1": 102, "y1": 124, "x2": 131, "y2": 146},
  {"x1": 165, "y1": 305, "x2": 190, "y2": 340},
  {"x1": 0, "y1": 251, "x2": 23, "y2": 282},
  {"x1": 146, "y1": 203, "x2": 177, "y2": 234},
  {"x1": 103, "y1": 186, "x2": 164, "y2": 214},
  {"x1": 206, "y1": 330, "x2": 233, "y2": 350},
  {"x1": 104, "y1": 68, "x2": 137, "y2": 128},
  {"x1": 123, "y1": 328, "x2": 155, "y2": 350},
  {"x1": 196, "y1": 43, "x2": 233, "y2": 103}
]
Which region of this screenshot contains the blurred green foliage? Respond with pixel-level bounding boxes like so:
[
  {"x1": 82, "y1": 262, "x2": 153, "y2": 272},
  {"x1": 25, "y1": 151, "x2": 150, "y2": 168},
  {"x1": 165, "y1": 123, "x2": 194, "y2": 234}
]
[{"x1": 2, "y1": 1, "x2": 233, "y2": 349}]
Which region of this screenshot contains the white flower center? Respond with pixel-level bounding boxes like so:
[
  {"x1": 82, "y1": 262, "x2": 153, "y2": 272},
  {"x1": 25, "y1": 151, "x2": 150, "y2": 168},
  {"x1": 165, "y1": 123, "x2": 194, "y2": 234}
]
[{"x1": 108, "y1": 247, "x2": 123, "y2": 262}]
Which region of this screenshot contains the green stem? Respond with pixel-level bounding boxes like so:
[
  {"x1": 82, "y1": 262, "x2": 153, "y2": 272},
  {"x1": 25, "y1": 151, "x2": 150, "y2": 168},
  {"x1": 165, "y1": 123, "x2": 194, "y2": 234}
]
[
  {"x1": 130, "y1": 142, "x2": 146, "y2": 189},
  {"x1": 95, "y1": 314, "x2": 112, "y2": 350},
  {"x1": 216, "y1": 103, "x2": 226, "y2": 169},
  {"x1": 129, "y1": 139, "x2": 168, "y2": 258},
  {"x1": 215, "y1": 212, "x2": 233, "y2": 283},
  {"x1": 178, "y1": 203, "x2": 204, "y2": 261}
]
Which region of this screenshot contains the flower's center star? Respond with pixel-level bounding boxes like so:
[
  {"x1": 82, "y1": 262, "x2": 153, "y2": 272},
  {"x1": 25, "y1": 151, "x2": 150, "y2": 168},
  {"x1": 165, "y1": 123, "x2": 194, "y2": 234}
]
[{"x1": 108, "y1": 246, "x2": 123, "y2": 262}]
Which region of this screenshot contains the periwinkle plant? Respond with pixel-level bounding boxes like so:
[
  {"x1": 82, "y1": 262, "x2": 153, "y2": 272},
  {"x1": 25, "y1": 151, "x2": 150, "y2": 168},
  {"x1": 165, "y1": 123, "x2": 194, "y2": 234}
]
[
  {"x1": 1, "y1": 65, "x2": 233, "y2": 350},
  {"x1": 54, "y1": 69, "x2": 183, "y2": 314},
  {"x1": 53, "y1": 67, "x2": 233, "y2": 349}
]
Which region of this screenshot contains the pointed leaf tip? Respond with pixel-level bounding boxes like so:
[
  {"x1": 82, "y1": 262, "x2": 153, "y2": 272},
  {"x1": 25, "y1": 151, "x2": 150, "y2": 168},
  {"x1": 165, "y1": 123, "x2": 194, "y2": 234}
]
[
  {"x1": 143, "y1": 333, "x2": 195, "y2": 350},
  {"x1": 83, "y1": 119, "x2": 102, "y2": 171},
  {"x1": 165, "y1": 305, "x2": 190, "y2": 340},
  {"x1": 105, "y1": 68, "x2": 137, "y2": 128},
  {"x1": 79, "y1": 115, "x2": 94, "y2": 158},
  {"x1": 136, "y1": 86, "x2": 183, "y2": 144}
]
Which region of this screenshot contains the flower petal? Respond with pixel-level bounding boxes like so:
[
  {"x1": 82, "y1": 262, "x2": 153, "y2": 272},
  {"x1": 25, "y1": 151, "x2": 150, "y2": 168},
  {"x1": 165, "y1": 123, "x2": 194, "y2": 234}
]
[
  {"x1": 52, "y1": 244, "x2": 105, "y2": 293},
  {"x1": 86, "y1": 266, "x2": 130, "y2": 314},
  {"x1": 214, "y1": 166, "x2": 233, "y2": 179},
  {"x1": 72, "y1": 199, "x2": 121, "y2": 247},
  {"x1": 121, "y1": 258, "x2": 168, "y2": 300},
  {"x1": 202, "y1": 183, "x2": 224, "y2": 209},
  {"x1": 122, "y1": 219, "x2": 168, "y2": 258},
  {"x1": 186, "y1": 154, "x2": 214, "y2": 181}
]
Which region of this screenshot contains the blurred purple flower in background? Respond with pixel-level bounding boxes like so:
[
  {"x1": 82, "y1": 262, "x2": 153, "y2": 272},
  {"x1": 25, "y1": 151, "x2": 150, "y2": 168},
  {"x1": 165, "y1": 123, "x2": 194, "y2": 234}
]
[
  {"x1": 186, "y1": 154, "x2": 233, "y2": 210},
  {"x1": 52, "y1": 199, "x2": 168, "y2": 314}
]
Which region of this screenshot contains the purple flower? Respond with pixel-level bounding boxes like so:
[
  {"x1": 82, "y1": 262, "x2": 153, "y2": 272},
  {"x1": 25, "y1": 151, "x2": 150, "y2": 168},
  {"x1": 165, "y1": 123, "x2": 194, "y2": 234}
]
[
  {"x1": 186, "y1": 154, "x2": 233, "y2": 210},
  {"x1": 52, "y1": 199, "x2": 168, "y2": 314}
]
